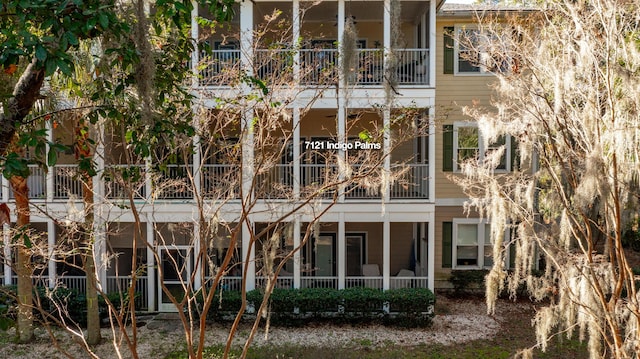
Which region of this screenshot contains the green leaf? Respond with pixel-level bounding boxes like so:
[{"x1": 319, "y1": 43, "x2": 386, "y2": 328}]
[
  {"x1": 47, "y1": 149, "x2": 58, "y2": 167},
  {"x1": 23, "y1": 234, "x2": 32, "y2": 249},
  {"x1": 35, "y1": 44, "x2": 47, "y2": 61},
  {"x1": 0, "y1": 317, "x2": 15, "y2": 331},
  {"x1": 98, "y1": 13, "x2": 109, "y2": 29}
]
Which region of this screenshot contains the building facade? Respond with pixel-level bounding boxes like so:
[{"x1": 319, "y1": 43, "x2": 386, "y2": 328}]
[{"x1": 0, "y1": 1, "x2": 510, "y2": 311}]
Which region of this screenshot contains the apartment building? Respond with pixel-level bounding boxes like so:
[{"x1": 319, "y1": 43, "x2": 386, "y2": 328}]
[{"x1": 0, "y1": 1, "x2": 510, "y2": 311}]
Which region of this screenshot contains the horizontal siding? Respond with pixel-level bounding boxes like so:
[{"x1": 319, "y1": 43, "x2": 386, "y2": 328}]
[{"x1": 435, "y1": 18, "x2": 499, "y2": 200}]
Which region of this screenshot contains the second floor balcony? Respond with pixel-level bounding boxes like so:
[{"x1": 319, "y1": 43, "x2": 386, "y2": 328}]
[{"x1": 195, "y1": 0, "x2": 435, "y2": 89}]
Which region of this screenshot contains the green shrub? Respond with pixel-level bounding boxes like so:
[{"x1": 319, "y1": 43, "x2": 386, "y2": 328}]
[
  {"x1": 297, "y1": 287, "x2": 341, "y2": 313},
  {"x1": 385, "y1": 287, "x2": 435, "y2": 327},
  {"x1": 341, "y1": 287, "x2": 385, "y2": 313},
  {"x1": 450, "y1": 270, "x2": 488, "y2": 295}
]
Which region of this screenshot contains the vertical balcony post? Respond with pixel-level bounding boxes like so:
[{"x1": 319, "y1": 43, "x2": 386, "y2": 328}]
[
  {"x1": 293, "y1": 107, "x2": 300, "y2": 199},
  {"x1": 427, "y1": 213, "x2": 435, "y2": 291},
  {"x1": 337, "y1": 0, "x2": 346, "y2": 202},
  {"x1": 338, "y1": 214, "x2": 345, "y2": 289},
  {"x1": 146, "y1": 220, "x2": 156, "y2": 311},
  {"x1": 383, "y1": 217, "x2": 390, "y2": 290},
  {"x1": 293, "y1": 217, "x2": 301, "y2": 289},
  {"x1": 191, "y1": 0, "x2": 199, "y2": 88},
  {"x1": 429, "y1": 0, "x2": 436, "y2": 88},
  {"x1": 292, "y1": 0, "x2": 300, "y2": 85}
]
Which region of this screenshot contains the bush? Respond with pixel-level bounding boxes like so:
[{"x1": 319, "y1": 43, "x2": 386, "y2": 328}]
[
  {"x1": 450, "y1": 270, "x2": 488, "y2": 296},
  {"x1": 195, "y1": 286, "x2": 435, "y2": 327},
  {"x1": 385, "y1": 287, "x2": 435, "y2": 327}
]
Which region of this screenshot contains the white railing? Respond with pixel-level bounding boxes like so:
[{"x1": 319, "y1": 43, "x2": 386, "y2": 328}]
[
  {"x1": 194, "y1": 47, "x2": 430, "y2": 87},
  {"x1": 155, "y1": 165, "x2": 194, "y2": 199},
  {"x1": 345, "y1": 276, "x2": 383, "y2": 289},
  {"x1": 255, "y1": 164, "x2": 293, "y2": 199},
  {"x1": 256, "y1": 275, "x2": 294, "y2": 289},
  {"x1": 300, "y1": 164, "x2": 339, "y2": 198},
  {"x1": 390, "y1": 276, "x2": 429, "y2": 289},
  {"x1": 106, "y1": 276, "x2": 149, "y2": 310},
  {"x1": 54, "y1": 164, "x2": 83, "y2": 199},
  {"x1": 390, "y1": 163, "x2": 430, "y2": 199},
  {"x1": 9, "y1": 165, "x2": 46, "y2": 200},
  {"x1": 198, "y1": 50, "x2": 242, "y2": 86},
  {"x1": 105, "y1": 164, "x2": 147, "y2": 199},
  {"x1": 254, "y1": 49, "x2": 294, "y2": 83},
  {"x1": 201, "y1": 164, "x2": 239, "y2": 199},
  {"x1": 57, "y1": 275, "x2": 87, "y2": 293},
  {"x1": 300, "y1": 276, "x2": 338, "y2": 289},
  {"x1": 393, "y1": 49, "x2": 430, "y2": 85},
  {"x1": 300, "y1": 49, "x2": 339, "y2": 85}
]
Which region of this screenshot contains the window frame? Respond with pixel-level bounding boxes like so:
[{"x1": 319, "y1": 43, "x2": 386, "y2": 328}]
[
  {"x1": 452, "y1": 219, "x2": 507, "y2": 270},
  {"x1": 452, "y1": 122, "x2": 511, "y2": 173},
  {"x1": 453, "y1": 24, "x2": 491, "y2": 76}
]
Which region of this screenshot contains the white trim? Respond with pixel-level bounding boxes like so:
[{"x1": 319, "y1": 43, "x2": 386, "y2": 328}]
[
  {"x1": 452, "y1": 121, "x2": 511, "y2": 173},
  {"x1": 452, "y1": 218, "x2": 487, "y2": 270},
  {"x1": 435, "y1": 198, "x2": 467, "y2": 206},
  {"x1": 453, "y1": 24, "x2": 492, "y2": 76}
]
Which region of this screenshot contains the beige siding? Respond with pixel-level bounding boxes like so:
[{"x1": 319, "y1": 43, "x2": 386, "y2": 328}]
[
  {"x1": 435, "y1": 19, "x2": 499, "y2": 200},
  {"x1": 434, "y1": 206, "x2": 481, "y2": 287}
]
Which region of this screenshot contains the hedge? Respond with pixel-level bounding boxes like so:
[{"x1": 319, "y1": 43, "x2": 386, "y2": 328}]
[{"x1": 196, "y1": 287, "x2": 435, "y2": 327}]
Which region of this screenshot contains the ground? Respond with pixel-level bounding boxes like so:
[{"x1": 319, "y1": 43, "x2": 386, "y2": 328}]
[{"x1": 0, "y1": 295, "x2": 588, "y2": 358}]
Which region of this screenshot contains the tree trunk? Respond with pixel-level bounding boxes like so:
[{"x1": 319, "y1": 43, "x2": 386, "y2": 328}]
[
  {"x1": 10, "y1": 176, "x2": 33, "y2": 343},
  {"x1": 77, "y1": 116, "x2": 101, "y2": 345},
  {"x1": 0, "y1": 60, "x2": 45, "y2": 157}
]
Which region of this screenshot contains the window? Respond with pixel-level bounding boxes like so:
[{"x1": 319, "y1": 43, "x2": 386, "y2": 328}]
[
  {"x1": 444, "y1": 25, "x2": 509, "y2": 75},
  {"x1": 453, "y1": 123, "x2": 510, "y2": 172},
  {"x1": 452, "y1": 220, "x2": 495, "y2": 269}
]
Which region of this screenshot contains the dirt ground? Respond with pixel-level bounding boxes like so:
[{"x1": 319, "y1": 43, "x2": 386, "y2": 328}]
[{"x1": 0, "y1": 295, "x2": 586, "y2": 359}]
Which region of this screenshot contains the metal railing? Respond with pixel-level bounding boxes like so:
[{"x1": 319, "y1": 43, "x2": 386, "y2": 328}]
[
  {"x1": 57, "y1": 275, "x2": 87, "y2": 293},
  {"x1": 106, "y1": 275, "x2": 149, "y2": 310},
  {"x1": 53, "y1": 164, "x2": 84, "y2": 199},
  {"x1": 300, "y1": 276, "x2": 338, "y2": 289},
  {"x1": 390, "y1": 276, "x2": 428, "y2": 289},
  {"x1": 198, "y1": 50, "x2": 242, "y2": 86},
  {"x1": 390, "y1": 163, "x2": 429, "y2": 199},
  {"x1": 392, "y1": 49, "x2": 430, "y2": 85},
  {"x1": 105, "y1": 164, "x2": 147, "y2": 200},
  {"x1": 255, "y1": 164, "x2": 293, "y2": 199},
  {"x1": 154, "y1": 165, "x2": 194, "y2": 200},
  {"x1": 201, "y1": 164, "x2": 240, "y2": 199},
  {"x1": 197, "y1": 48, "x2": 430, "y2": 87},
  {"x1": 345, "y1": 276, "x2": 383, "y2": 289},
  {"x1": 256, "y1": 275, "x2": 294, "y2": 289}
]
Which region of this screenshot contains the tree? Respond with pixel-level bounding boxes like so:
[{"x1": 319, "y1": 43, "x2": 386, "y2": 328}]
[{"x1": 455, "y1": 1, "x2": 640, "y2": 357}]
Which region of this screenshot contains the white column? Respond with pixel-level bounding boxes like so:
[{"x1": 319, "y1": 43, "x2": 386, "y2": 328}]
[
  {"x1": 47, "y1": 221, "x2": 55, "y2": 288},
  {"x1": 293, "y1": 217, "x2": 301, "y2": 289},
  {"x1": 46, "y1": 119, "x2": 54, "y2": 202},
  {"x1": 146, "y1": 220, "x2": 155, "y2": 311},
  {"x1": 427, "y1": 214, "x2": 435, "y2": 291},
  {"x1": 292, "y1": 0, "x2": 301, "y2": 85},
  {"x1": 428, "y1": 0, "x2": 436, "y2": 88},
  {"x1": 241, "y1": 219, "x2": 255, "y2": 291},
  {"x1": 421, "y1": 13, "x2": 427, "y2": 49},
  {"x1": 337, "y1": 214, "x2": 345, "y2": 289},
  {"x1": 383, "y1": 217, "x2": 390, "y2": 290},
  {"x1": 428, "y1": 107, "x2": 435, "y2": 201},
  {"x1": 191, "y1": 0, "x2": 200, "y2": 88},
  {"x1": 240, "y1": 0, "x2": 254, "y2": 79},
  {"x1": 4, "y1": 223, "x2": 11, "y2": 285},
  {"x1": 383, "y1": 108, "x2": 391, "y2": 202},
  {"x1": 337, "y1": 0, "x2": 346, "y2": 202},
  {"x1": 293, "y1": 107, "x2": 301, "y2": 199}
]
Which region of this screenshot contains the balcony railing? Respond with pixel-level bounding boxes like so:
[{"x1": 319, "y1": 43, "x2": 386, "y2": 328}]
[
  {"x1": 54, "y1": 165, "x2": 84, "y2": 199},
  {"x1": 198, "y1": 48, "x2": 430, "y2": 87},
  {"x1": 105, "y1": 164, "x2": 147, "y2": 200},
  {"x1": 6, "y1": 162, "x2": 429, "y2": 201}
]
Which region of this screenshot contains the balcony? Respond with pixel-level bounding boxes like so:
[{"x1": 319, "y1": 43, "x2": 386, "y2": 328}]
[{"x1": 198, "y1": 48, "x2": 429, "y2": 87}]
